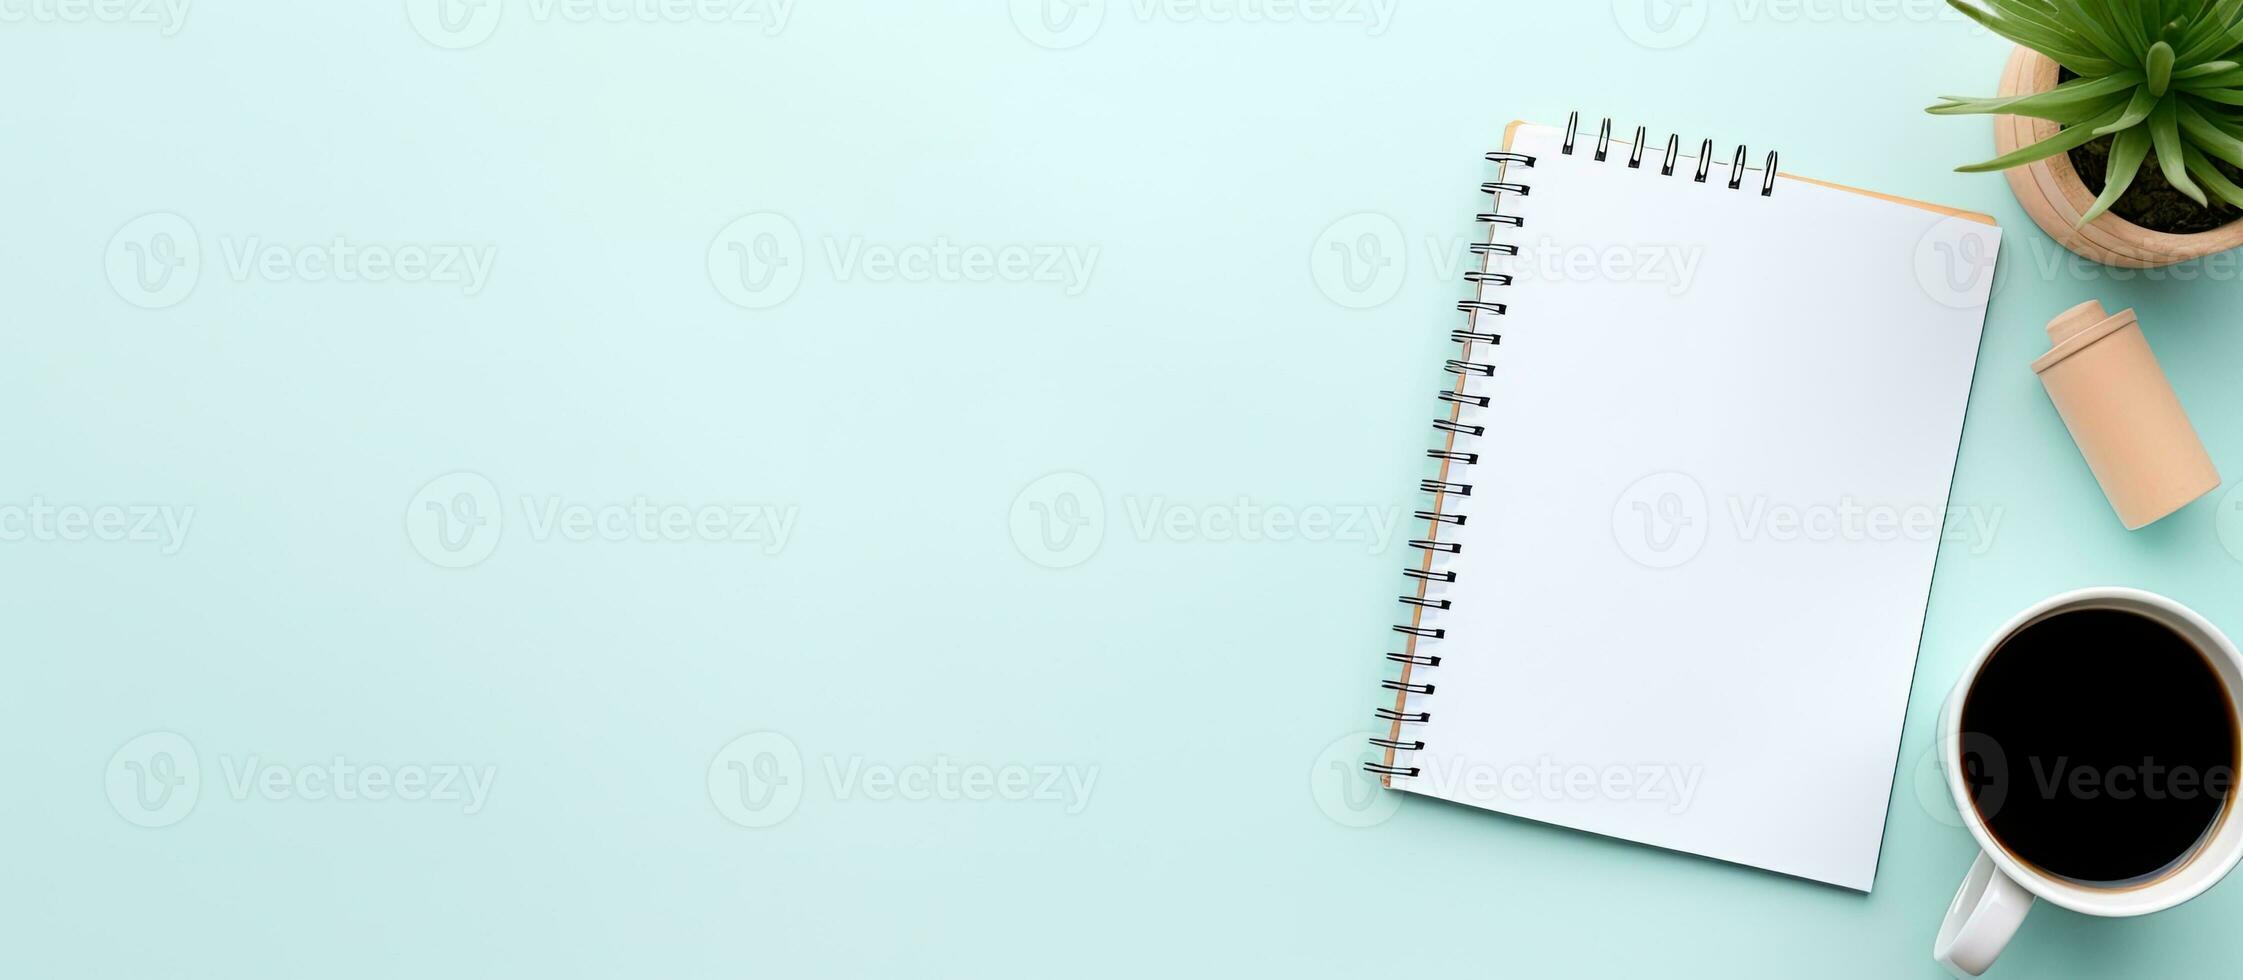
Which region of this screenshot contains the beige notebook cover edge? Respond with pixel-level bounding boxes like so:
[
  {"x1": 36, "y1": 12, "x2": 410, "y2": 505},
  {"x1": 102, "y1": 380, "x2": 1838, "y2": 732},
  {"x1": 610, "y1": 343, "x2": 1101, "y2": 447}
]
[{"x1": 1496, "y1": 118, "x2": 1998, "y2": 225}]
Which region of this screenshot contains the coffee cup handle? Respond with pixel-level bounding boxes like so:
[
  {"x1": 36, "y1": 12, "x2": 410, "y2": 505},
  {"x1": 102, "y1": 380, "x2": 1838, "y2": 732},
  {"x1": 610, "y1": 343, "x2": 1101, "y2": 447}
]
[{"x1": 1933, "y1": 852, "x2": 2034, "y2": 977}]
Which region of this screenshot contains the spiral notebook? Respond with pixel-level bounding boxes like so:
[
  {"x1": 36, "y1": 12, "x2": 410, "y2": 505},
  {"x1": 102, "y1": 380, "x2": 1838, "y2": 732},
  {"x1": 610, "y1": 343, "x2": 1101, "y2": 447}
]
[{"x1": 1370, "y1": 115, "x2": 2002, "y2": 891}]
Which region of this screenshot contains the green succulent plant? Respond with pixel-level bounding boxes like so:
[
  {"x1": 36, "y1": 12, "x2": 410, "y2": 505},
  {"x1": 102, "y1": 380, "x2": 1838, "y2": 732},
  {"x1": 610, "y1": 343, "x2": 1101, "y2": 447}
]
[{"x1": 1931, "y1": 0, "x2": 2243, "y2": 224}]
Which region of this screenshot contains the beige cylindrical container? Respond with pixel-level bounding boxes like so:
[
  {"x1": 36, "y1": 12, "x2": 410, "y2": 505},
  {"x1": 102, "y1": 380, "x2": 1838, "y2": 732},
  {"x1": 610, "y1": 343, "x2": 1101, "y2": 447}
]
[{"x1": 2032, "y1": 301, "x2": 2220, "y2": 529}]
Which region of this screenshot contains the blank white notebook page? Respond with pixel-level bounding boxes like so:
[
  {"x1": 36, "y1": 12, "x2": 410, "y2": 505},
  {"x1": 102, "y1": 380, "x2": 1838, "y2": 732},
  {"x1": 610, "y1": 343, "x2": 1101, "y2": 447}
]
[{"x1": 1388, "y1": 122, "x2": 2000, "y2": 891}]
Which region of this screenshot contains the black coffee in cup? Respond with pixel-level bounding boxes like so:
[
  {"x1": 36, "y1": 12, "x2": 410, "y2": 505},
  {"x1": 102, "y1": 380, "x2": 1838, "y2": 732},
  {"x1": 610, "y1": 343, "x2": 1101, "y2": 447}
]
[{"x1": 1960, "y1": 607, "x2": 2239, "y2": 885}]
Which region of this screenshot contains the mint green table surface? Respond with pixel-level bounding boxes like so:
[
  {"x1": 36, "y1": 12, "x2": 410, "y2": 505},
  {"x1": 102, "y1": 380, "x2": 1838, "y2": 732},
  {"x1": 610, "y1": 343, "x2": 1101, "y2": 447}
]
[{"x1": 9, "y1": 3, "x2": 2243, "y2": 977}]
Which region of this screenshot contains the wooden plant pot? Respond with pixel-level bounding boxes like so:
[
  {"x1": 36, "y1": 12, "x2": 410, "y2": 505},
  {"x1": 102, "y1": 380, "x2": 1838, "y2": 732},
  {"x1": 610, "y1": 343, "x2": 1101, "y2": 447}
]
[{"x1": 1996, "y1": 46, "x2": 2243, "y2": 268}]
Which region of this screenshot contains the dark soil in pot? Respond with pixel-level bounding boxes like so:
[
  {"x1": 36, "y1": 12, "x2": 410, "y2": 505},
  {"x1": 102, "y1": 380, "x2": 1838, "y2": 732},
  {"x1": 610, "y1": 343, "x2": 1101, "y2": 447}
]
[
  {"x1": 2055, "y1": 67, "x2": 2243, "y2": 235},
  {"x1": 2069, "y1": 136, "x2": 2243, "y2": 235}
]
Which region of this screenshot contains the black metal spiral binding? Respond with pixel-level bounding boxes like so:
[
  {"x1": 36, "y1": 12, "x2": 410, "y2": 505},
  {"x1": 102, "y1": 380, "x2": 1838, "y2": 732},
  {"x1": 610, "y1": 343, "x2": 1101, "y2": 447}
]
[{"x1": 1369, "y1": 113, "x2": 1784, "y2": 781}]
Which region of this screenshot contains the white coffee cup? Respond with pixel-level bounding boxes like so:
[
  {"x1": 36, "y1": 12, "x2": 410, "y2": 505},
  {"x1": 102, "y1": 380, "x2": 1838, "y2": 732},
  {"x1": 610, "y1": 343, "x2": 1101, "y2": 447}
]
[{"x1": 1933, "y1": 587, "x2": 2243, "y2": 976}]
